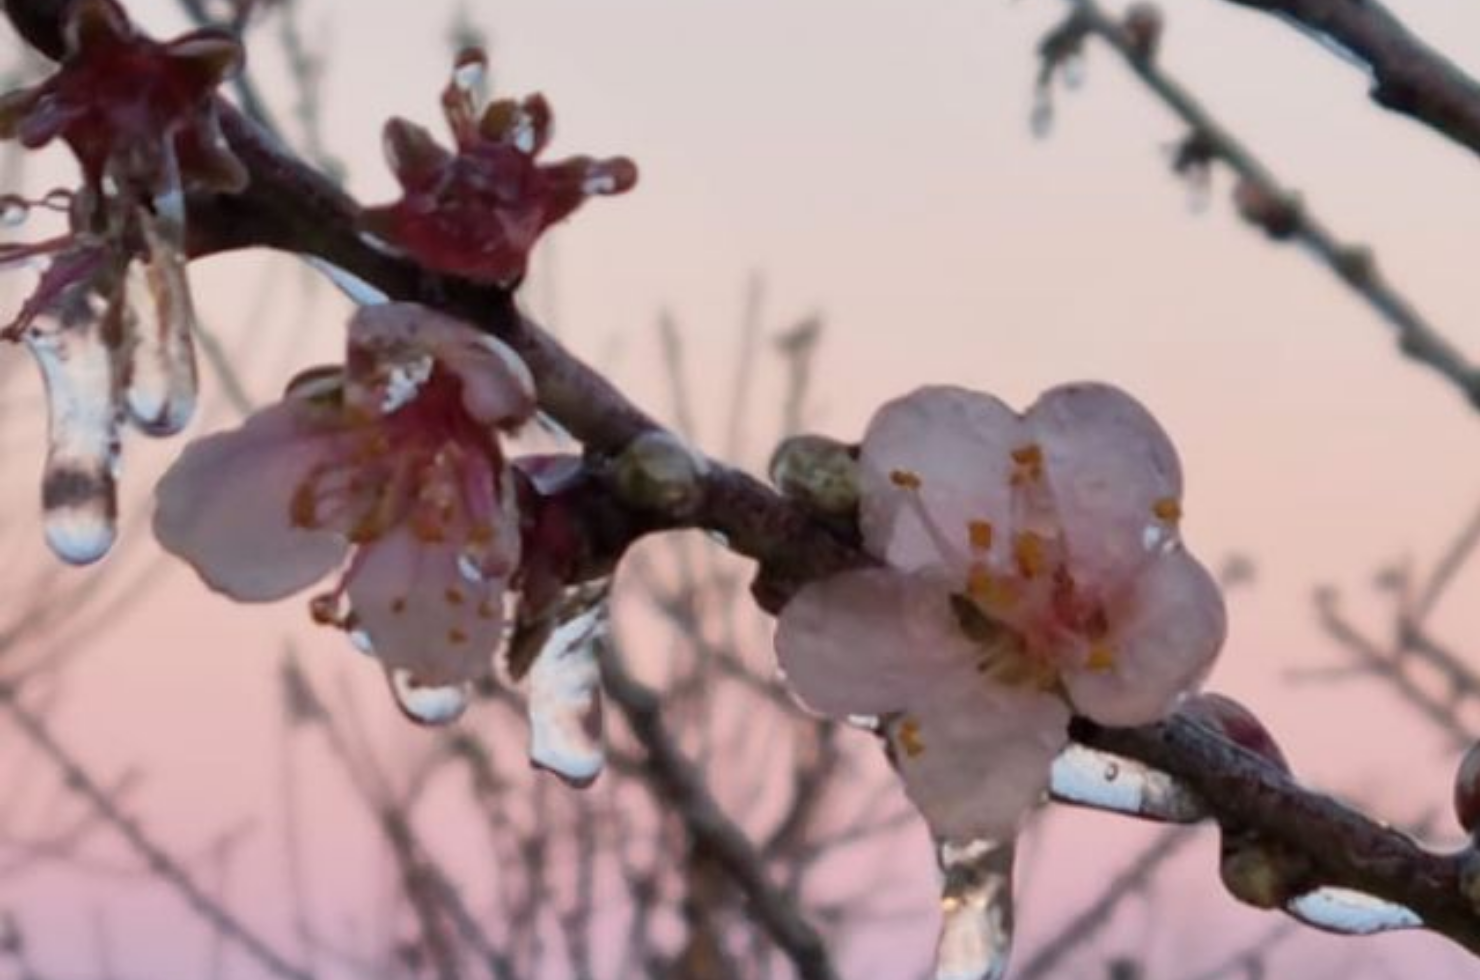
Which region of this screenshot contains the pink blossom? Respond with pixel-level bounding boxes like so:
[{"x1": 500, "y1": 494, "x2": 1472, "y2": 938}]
[
  {"x1": 362, "y1": 48, "x2": 637, "y2": 286},
  {"x1": 774, "y1": 384, "x2": 1226, "y2": 841},
  {"x1": 154, "y1": 303, "x2": 535, "y2": 702}
]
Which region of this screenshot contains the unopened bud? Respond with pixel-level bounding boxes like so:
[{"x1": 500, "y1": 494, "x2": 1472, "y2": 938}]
[
  {"x1": 1179, "y1": 692, "x2": 1290, "y2": 774},
  {"x1": 1233, "y1": 178, "x2": 1300, "y2": 240},
  {"x1": 768, "y1": 434, "x2": 859, "y2": 516},
  {"x1": 1123, "y1": 3, "x2": 1163, "y2": 61},
  {"x1": 614, "y1": 430, "x2": 707, "y2": 516}
]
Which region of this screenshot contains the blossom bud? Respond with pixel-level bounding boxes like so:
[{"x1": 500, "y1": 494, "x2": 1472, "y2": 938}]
[
  {"x1": 1122, "y1": 3, "x2": 1162, "y2": 61},
  {"x1": 613, "y1": 430, "x2": 708, "y2": 516},
  {"x1": 1233, "y1": 178, "x2": 1301, "y2": 241},
  {"x1": 1178, "y1": 692, "x2": 1289, "y2": 774},
  {"x1": 768, "y1": 434, "x2": 859, "y2": 516}
]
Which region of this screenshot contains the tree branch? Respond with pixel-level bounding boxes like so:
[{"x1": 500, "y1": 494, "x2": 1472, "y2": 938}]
[
  {"x1": 1219, "y1": 0, "x2": 1480, "y2": 160},
  {"x1": 1053, "y1": 0, "x2": 1480, "y2": 410}
]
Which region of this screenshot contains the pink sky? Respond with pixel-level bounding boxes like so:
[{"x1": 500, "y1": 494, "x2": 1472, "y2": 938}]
[{"x1": 5, "y1": 0, "x2": 1480, "y2": 977}]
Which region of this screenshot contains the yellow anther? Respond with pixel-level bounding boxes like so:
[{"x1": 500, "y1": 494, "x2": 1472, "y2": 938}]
[
  {"x1": 968, "y1": 520, "x2": 994, "y2": 552},
  {"x1": 1086, "y1": 643, "x2": 1117, "y2": 672},
  {"x1": 391, "y1": 597, "x2": 408, "y2": 615},
  {"x1": 1014, "y1": 531, "x2": 1047, "y2": 579},
  {"x1": 1153, "y1": 497, "x2": 1182, "y2": 522},
  {"x1": 444, "y1": 587, "x2": 465, "y2": 606},
  {"x1": 1010, "y1": 443, "x2": 1044, "y2": 484},
  {"x1": 448, "y1": 627, "x2": 469, "y2": 645},
  {"x1": 890, "y1": 468, "x2": 922, "y2": 490},
  {"x1": 897, "y1": 717, "x2": 926, "y2": 758},
  {"x1": 477, "y1": 600, "x2": 497, "y2": 620}
]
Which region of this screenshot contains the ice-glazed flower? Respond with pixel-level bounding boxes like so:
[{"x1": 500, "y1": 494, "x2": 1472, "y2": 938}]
[
  {"x1": 154, "y1": 303, "x2": 536, "y2": 719},
  {"x1": 0, "y1": 0, "x2": 247, "y2": 203},
  {"x1": 775, "y1": 383, "x2": 1226, "y2": 842},
  {"x1": 362, "y1": 48, "x2": 637, "y2": 286}
]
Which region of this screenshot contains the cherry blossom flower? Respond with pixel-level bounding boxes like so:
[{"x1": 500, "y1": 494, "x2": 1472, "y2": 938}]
[
  {"x1": 774, "y1": 383, "x2": 1226, "y2": 842},
  {"x1": 154, "y1": 303, "x2": 535, "y2": 718},
  {"x1": 362, "y1": 48, "x2": 637, "y2": 286}
]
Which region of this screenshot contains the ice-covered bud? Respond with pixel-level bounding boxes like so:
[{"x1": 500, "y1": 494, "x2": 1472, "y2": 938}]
[
  {"x1": 1455, "y1": 740, "x2": 1480, "y2": 837},
  {"x1": 768, "y1": 433, "x2": 860, "y2": 517},
  {"x1": 1122, "y1": 3, "x2": 1163, "y2": 61},
  {"x1": 613, "y1": 430, "x2": 708, "y2": 516},
  {"x1": 1178, "y1": 692, "x2": 1290, "y2": 774},
  {"x1": 1233, "y1": 178, "x2": 1301, "y2": 241}
]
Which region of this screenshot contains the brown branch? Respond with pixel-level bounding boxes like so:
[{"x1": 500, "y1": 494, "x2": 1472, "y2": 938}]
[
  {"x1": 599, "y1": 640, "x2": 841, "y2": 980},
  {"x1": 1054, "y1": 0, "x2": 1480, "y2": 411},
  {"x1": 1219, "y1": 0, "x2": 1480, "y2": 159}
]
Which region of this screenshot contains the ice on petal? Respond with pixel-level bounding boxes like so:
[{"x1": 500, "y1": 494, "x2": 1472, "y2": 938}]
[
  {"x1": 527, "y1": 602, "x2": 607, "y2": 788},
  {"x1": 388, "y1": 668, "x2": 471, "y2": 727},
  {"x1": 26, "y1": 315, "x2": 121, "y2": 565},
  {"x1": 1, "y1": 197, "x2": 27, "y2": 227},
  {"x1": 1049, "y1": 744, "x2": 1207, "y2": 823},
  {"x1": 935, "y1": 838, "x2": 1015, "y2": 980},
  {"x1": 305, "y1": 257, "x2": 390, "y2": 306},
  {"x1": 123, "y1": 212, "x2": 199, "y2": 436},
  {"x1": 1285, "y1": 887, "x2": 1422, "y2": 936}
]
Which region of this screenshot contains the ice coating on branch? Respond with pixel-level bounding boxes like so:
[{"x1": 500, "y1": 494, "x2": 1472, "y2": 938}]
[
  {"x1": 774, "y1": 383, "x2": 1226, "y2": 842},
  {"x1": 934, "y1": 838, "x2": 1015, "y2": 980},
  {"x1": 363, "y1": 46, "x2": 638, "y2": 285},
  {"x1": 527, "y1": 601, "x2": 607, "y2": 787},
  {"x1": 26, "y1": 313, "x2": 121, "y2": 565},
  {"x1": 155, "y1": 304, "x2": 535, "y2": 712},
  {"x1": 1049, "y1": 744, "x2": 1206, "y2": 822},
  {"x1": 1285, "y1": 887, "x2": 1422, "y2": 935}
]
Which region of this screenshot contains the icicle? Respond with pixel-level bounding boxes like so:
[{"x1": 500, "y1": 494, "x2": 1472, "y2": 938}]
[
  {"x1": 1285, "y1": 887, "x2": 1422, "y2": 935},
  {"x1": 305, "y1": 256, "x2": 390, "y2": 306},
  {"x1": 25, "y1": 313, "x2": 121, "y2": 565},
  {"x1": 122, "y1": 208, "x2": 198, "y2": 436},
  {"x1": 934, "y1": 837, "x2": 1015, "y2": 980},
  {"x1": 526, "y1": 600, "x2": 607, "y2": 787},
  {"x1": 387, "y1": 668, "x2": 471, "y2": 726},
  {"x1": 1049, "y1": 744, "x2": 1207, "y2": 823}
]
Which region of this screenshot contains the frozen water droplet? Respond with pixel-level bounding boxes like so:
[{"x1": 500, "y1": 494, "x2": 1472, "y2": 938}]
[
  {"x1": 1061, "y1": 53, "x2": 1086, "y2": 89},
  {"x1": 0, "y1": 197, "x2": 27, "y2": 228},
  {"x1": 527, "y1": 602, "x2": 607, "y2": 787},
  {"x1": 846, "y1": 714, "x2": 881, "y2": 732},
  {"x1": 347, "y1": 626, "x2": 375, "y2": 655},
  {"x1": 1285, "y1": 887, "x2": 1422, "y2": 935},
  {"x1": 1050, "y1": 744, "x2": 1206, "y2": 822},
  {"x1": 41, "y1": 189, "x2": 73, "y2": 211},
  {"x1": 452, "y1": 49, "x2": 488, "y2": 101},
  {"x1": 26, "y1": 315, "x2": 121, "y2": 565},
  {"x1": 705, "y1": 530, "x2": 731, "y2": 548},
  {"x1": 457, "y1": 551, "x2": 486, "y2": 584},
  {"x1": 305, "y1": 256, "x2": 390, "y2": 306},
  {"x1": 378, "y1": 354, "x2": 434, "y2": 413},
  {"x1": 122, "y1": 211, "x2": 198, "y2": 436},
  {"x1": 1030, "y1": 92, "x2": 1054, "y2": 139},
  {"x1": 934, "y1": 838, "x2": 1015, "y2": 980},
  {"x1": 388, "y1": 669, "x2": 471, "y2": 726}
]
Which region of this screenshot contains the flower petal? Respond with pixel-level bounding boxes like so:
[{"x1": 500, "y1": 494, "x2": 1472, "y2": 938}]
[
  {"x1": 1063, "y1": 548, "x2": 1226, "y2": 727},
  {"x1": 1026, "y1": 383, "x2": 1183, "y2": 593},
  {"x1": 347, "y1": 303, "x2": 535, "y2": 426},
  {"x1": 890, "y1": 678, "x2": 1070, "y2": 841},
  {"x1": 775, "y1": 568, "x2": 972, "y2": 717},
  {"x1": 153, "y1": 403, "x2": 348, "y2": 601},
  {"x1": 859, "y1": 386, "x2": 1023, "y2": 574},
  {"x1": 346, "y1": 525, "x2": 505, "y2": 686}
]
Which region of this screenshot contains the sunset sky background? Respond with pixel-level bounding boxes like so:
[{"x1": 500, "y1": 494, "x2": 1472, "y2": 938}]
[{"x1": 5, "y1": 0, "x2": 1480, "y2": 977}]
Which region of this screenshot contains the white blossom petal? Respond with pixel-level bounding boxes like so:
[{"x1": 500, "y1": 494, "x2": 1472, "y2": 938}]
[
  {"x1": 1064, "y1": 549, "x2": 1226, "y2": 727},
  {"x1": 859, "y1": 386, "x2": 1023, "y2": 574}
]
